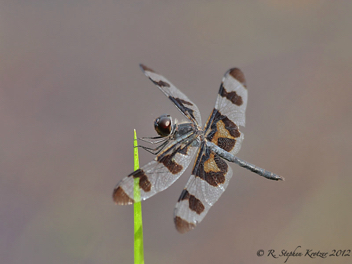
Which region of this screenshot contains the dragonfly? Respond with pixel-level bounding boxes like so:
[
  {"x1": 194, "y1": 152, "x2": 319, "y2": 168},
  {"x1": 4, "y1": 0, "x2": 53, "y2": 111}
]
[{"x1": 113, "y1": 64, "x2": 284, "y2": 233}]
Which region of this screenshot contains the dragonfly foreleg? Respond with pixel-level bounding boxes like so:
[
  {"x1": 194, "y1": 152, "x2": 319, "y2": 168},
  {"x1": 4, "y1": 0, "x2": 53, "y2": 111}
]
[
  {"x1": 138, "y1": 136, "x2": 170, "y2": 144},
  {"x1": 138, "y1": 139, "x2": 169, "y2": 155}
]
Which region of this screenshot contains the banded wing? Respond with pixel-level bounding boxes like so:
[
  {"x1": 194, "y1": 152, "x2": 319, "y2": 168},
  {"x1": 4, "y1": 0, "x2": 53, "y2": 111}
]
[
  {"x1": 113, "y1": 134, "x2": 199, "y2": 204},
  {"x1": 174, "y1": 68, "x2": 246, "y2": 233},
  {"x1": 174, "y1": 141, "x2": 233, "y2": 233},
  {"x1": 140, "y1": 64, "x2": 202, "y2": 126},
  {"x1": 204, "y1": 68, "x2": 248, "y2": 156}
]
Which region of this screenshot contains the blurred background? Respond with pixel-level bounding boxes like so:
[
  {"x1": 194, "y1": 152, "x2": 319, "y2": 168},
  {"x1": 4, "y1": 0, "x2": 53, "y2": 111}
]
[{"x1": 1, "y1": 1, "x2": 351, "y2": 264}]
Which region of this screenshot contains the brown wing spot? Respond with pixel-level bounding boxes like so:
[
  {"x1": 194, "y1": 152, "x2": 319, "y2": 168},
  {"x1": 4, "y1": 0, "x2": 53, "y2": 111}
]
[
  {"x1": 140, "y1": 64, "x2": 155, "y2": 73},
  {"x1": 151, "y1": 79, "x2": 170, "y2": 87},
  {"x1": 169, "y1": 97, "x2": 196, "y2": 122},
  {"x1": 174, "y1": 98, "x2": 193, "y2": 106},
  {"x1": 203, "y1": 152, "x2": 221, "y2": 173},
  {"x1": 203, "y1": 152, "x2": 227, "y2": 186},
  {"x1": 129, "y1": 169, "x2": 152, "y2": 192},
  {"x1": 228, "y1": 68, "x2": 246, "y2": 88},
  {"x1": 206, "y1": 109, "x2": 240, "y2": 138},
  {"x1": 178, "y1": 189, "x2": 205, "y2": 214},
  {"x1": 112, "y1": 186, "x2": 134, "y2": 205},
  {"x1": 217, "y1": 119, "x2": 238, "y2": 139},
  {"x1": 213, "y1": 154, "x2": 228, "y2": 175},
  {"x1": 217, "y1": 137, "x2": 236, "y2": 152},
  {"x1": 189, "y1": 195, "x2": 205, "y2": 214},
  {"x1": 208, "y1": 118, "x2": 239, "y2": 152},
  {"x1": 139, "y1": 173, "x2": 152, "y2": 192},
  {"x1": 222, "y1": 115, "x2": 241, "y2": 138},
  {"x1": 214, "y1": 120, "x2": 237, "y2": 151},
  {"x1": 174, "y1": 216, "x2": 196, "y2": 234},
  {"x1": 193, "y1": 145, "x2": 228, "y2": 187},
  {"x1": 157, "y1": 154, "x2": 183, "y2": 174},
  {"x1": 204, "y1": 171, "x2": 226, "y2": 186},
  {"x1": 219, "y1": 84, "x2": 243, "y2": 106},
  {"x1": 205, "y1": 109, "x2": 240, "y2": 153}
]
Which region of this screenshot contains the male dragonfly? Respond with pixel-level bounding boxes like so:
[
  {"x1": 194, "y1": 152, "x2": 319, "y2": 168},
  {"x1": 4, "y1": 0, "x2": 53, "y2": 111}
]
[{"x1": 113, "y1": 64, "x2": 284, "y2": 233}]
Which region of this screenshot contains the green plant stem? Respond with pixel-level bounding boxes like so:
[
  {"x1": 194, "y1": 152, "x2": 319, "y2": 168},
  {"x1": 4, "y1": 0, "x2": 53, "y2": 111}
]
[{"x1": 133, "y1": 129, "x2": 144, "y2": 264}]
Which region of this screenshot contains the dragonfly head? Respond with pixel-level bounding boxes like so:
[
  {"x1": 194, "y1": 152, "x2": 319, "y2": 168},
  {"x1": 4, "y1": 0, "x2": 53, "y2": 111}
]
[{"x1": 154, "y1": 114, "x2": 173, "y2": 137}]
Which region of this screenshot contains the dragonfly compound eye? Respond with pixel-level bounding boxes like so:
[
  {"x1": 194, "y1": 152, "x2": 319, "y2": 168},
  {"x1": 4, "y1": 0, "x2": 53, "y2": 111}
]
[{"x1": 154, "y1": 115, "x2": 172, "y2": 137}]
